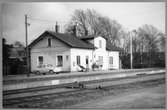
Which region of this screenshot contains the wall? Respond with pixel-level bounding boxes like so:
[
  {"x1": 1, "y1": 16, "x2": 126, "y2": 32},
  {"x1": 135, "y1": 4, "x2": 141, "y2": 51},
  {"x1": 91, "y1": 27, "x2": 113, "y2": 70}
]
[
  {"x1": 82, "y1": 36, "x2": 120, "y2": 70},
  {"x1": 92, "y1": 36, "x2": 109, "y2": 70},
  {"x1": 108, "y1": 51, "x2": 120, "y2": 69},
  {"x1": 70, "y1": 48, "x2": 93, "y2": 71},
  {"x1": 30, "y1": 35, "x2": 120, "y2": 72},
  {"x1": 30, "y1": 36, "x2": 71, "y2": 72}
]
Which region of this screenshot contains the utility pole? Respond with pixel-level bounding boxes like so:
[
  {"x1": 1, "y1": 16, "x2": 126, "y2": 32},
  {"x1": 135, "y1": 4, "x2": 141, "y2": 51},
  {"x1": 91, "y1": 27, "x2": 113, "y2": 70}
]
[
  {"x1": 130, "y1": 31, "x2": 133, "y2": 69},
  {"x1": 141, "y1": 38, "x2": 143, "y2": 68},
  {"x1": 25, "y1": 14, "x2": 30, "y2": 77},
  {"x1": 130, "y1": 30, "x2": 137, "y2": 69}
]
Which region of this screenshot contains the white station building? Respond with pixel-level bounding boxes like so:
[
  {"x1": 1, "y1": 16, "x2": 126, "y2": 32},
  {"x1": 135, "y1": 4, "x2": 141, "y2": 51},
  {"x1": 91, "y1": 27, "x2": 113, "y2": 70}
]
[{"x1": 28, "y1": 31, "x2": 122, "y2": 72}]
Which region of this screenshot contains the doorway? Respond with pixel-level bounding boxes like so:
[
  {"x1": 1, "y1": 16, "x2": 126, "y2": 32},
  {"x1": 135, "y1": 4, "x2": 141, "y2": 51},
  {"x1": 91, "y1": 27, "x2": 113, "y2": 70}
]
[{"x1": 86, "y1": 56, "x2": 89, "y2": 71}]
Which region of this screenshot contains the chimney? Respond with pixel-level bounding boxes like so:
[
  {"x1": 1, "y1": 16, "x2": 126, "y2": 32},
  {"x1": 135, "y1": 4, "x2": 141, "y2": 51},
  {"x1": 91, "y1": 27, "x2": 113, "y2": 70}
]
[{"x1": 55, "y1": 22, "x2": 59, "y2": 33}]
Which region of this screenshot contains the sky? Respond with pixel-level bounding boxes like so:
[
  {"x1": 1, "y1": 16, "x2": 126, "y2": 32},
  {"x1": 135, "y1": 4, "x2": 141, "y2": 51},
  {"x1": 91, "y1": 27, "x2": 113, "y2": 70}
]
[{"x1": 2, "y1": 2, "x2": 165, "y2": 45}]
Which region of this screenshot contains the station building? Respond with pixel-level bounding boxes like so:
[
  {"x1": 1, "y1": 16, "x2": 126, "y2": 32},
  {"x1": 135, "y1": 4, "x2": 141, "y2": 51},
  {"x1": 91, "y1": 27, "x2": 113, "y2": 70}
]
[{"x1": 28, "y1": 31, "x2": 121, "y2": 72}]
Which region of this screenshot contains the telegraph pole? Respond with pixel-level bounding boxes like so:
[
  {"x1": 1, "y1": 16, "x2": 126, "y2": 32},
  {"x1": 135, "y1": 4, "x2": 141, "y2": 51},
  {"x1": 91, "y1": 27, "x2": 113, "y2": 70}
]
[
  {"x1": 130, "y1": 30, "x2": 137, "y2": 69},
  {"x1": 25, "y1": 14, "x2": 30, "y2": 77},
  {"x1": 130, "y1": 31, "x2": 133, "y2": 69}
]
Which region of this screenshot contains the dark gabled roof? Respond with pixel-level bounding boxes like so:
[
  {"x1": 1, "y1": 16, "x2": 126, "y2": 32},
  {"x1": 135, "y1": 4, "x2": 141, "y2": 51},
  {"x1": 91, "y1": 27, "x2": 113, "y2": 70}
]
[
  {"x1": 79, "y1": 35, "x2": 96, "y2": 40},
  {"x1": 80, "y1": 35, "x2": 123, "y2": 52},
  {"x1": 28, "y1": 31, "x2": 95, "y2": 49}
]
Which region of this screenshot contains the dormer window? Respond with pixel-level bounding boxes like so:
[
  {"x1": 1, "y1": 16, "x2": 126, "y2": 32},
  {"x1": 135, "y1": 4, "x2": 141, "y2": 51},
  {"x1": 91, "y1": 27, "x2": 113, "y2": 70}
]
[
  {"x1": 99, "y1": 40, "x2": 102, "y2": 48},
  {"x1": 48, "y1": 38, "x2": 51, "y2": 47}
]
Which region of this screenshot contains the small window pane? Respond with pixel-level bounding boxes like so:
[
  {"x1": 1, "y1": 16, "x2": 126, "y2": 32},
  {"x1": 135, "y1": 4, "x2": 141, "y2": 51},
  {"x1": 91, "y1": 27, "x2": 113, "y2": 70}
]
[
  {"x1": 38, "y1": 56, "x2": 43, "y2": 66},
  {"x1": 77, "y1": 56, "x2": 80, "y2": 65},
  {"x1": 98, "y1": 56, "x2": 103, "y2": 65},
  {"x1": 99, "y1": 40, "x2": 102, "y2": 48},
  {"x1": 109, "y1": 56, "x2": 113, "y2": 64},
  {"x1": 48, "y1": 38, "x2": 51, "y2": 47},
  {"x1": 57, "y1": 56, "x2": 63, "y2": 67}
]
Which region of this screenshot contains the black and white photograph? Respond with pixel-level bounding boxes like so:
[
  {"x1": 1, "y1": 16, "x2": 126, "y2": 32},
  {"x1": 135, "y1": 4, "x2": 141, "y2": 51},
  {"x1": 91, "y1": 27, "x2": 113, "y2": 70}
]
[{"x1": 2, "y1": 2, "x2": 166, "y2": 109}]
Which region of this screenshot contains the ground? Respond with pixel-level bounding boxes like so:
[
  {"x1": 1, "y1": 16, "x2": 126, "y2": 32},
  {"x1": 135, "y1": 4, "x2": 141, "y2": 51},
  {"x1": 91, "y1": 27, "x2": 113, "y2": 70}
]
[
  {"x1": 4, "y1": 77, "x2": 165, "y2": 109},
  {"x1": 69, "y1": 84, "x2": 165, "y2": 108}
]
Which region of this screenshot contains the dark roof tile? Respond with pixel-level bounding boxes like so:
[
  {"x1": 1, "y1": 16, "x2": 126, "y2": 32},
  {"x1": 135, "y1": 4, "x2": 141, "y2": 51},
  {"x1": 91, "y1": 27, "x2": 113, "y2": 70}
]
[
  {"x1": 28, "y1": 31, "x2": 95, "y2": 49},
  {"x1": 79, "y1": 35, "x2": 123, "y2": 52},
  {"x1": 28, "y1": 31, "x2": 122, "y2": 52}
]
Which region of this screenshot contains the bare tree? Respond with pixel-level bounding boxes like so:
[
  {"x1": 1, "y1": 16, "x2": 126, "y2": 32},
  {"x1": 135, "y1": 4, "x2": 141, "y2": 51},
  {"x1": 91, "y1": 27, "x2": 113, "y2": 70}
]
[
  {"x1": 65, "y1": 9, "x2": 124, "y2": 47},
  {"x1": 136, "y1": 24, "x2": 165, "y2": 67},
  {"x1": 14, "y1": 41, "x2": 25, "y2": 48},
  {"x1": 137, "y1": 24, "x2": 164, "y2": 52},
  {"x1": 157, "y1": 32, "x2": 165, "y2": 52}
]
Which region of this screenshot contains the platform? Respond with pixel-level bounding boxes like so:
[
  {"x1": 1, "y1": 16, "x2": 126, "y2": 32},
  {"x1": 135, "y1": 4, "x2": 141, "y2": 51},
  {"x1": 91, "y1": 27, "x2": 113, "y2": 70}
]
[{"x1": 3, "y1": 68, "x2": 165, "y2": 91}]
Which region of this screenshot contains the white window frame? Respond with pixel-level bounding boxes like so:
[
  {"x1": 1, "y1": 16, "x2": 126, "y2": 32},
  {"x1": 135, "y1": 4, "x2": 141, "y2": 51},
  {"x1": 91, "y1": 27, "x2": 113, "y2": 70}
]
[
  {"x1": 76, "y1": 55, "x2": 81, "y2": 65},
  {"x1": 99, "y1": 40, "x2": 102, "y2": 48},
  {"x1": 109, "y1": 56, "x2": 113, "y2": 65},
  {"x1": 37, "y1": 56, "x2": 43, "y2": 67},
  {"x1": 57, "y1": 55, "x2": 63, "y2": 67},
  {"x1": 98, "y1": 56, "x2": 103, "y2": 65}
]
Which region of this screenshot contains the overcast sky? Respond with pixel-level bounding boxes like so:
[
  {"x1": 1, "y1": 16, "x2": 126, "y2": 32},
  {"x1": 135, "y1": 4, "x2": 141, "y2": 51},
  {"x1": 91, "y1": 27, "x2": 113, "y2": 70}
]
[{"x1": 2, "y1": 2, "x2": 165, "y2": 45}]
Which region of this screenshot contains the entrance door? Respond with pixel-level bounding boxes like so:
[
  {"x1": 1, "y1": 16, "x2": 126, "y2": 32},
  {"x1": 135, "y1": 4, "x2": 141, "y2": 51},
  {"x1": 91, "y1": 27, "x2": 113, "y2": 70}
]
[{"x1": 86, "y1": 56, "x2": 89, "y2": 71}]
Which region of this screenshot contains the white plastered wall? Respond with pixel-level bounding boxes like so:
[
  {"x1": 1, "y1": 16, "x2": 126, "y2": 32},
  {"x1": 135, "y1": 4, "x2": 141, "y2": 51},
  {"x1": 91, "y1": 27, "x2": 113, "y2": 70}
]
[
  {"x1": 70, "y1": 48, "x2": 93, "y2": 71},
  {"x1": 30, "y1": 36, "x2": 71, "y2": 72}
]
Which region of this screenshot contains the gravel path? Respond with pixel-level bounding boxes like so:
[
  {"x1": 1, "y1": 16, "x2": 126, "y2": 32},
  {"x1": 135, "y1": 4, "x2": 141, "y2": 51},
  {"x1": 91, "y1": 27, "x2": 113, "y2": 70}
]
[{"x1": 69, "y1": 84, "x2": 165, "y2": 108}]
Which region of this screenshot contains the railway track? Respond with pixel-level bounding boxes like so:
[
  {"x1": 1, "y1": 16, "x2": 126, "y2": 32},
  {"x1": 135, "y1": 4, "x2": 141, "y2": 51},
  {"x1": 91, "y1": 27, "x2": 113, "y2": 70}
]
[
  {"x1": 4, "y1": 68, "x2": 163, "y2": 85},
  {"x1": 3, "y1": 72, "x2": 165, "y2": 107},
  {"x1": 3, "y1": 70, "x2": 164, "y2": 95},
  {"x1": 4, "y1": 69, "x2": 165, "y2": 92}
]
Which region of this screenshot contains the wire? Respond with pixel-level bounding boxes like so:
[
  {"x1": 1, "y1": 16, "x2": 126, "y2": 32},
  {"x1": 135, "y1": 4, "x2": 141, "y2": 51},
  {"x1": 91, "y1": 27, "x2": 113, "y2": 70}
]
[
  {"x1": 26, "y1": 16, "x2": 74, "y2": 33},
  {"x1": 27, "y1": 16, "x2": 69, "y2": 24}
]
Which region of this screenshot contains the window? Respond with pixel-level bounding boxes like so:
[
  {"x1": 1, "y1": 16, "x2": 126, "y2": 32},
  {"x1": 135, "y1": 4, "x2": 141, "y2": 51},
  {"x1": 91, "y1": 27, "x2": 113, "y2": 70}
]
[
  {"x1": 57, "y1": 56, "x2": 63, "y2": 67},
  {"x1": 73, "y1": 62, "x2": 75, "y2": 66},
  {"x1": 98, "y1": 56, "x2": 103, "y2": 65},
  {"x1": 109, "y1": 56, "x2": 113, "y2": 65},
  {"x1": 48, "y1": 38, "x2": 51, "y2": 47},
  {"x1": 76, "y1": 56, "x2": 80, "y2": 65},
  {"x1": 38, "y1": 56, "x2": 43, "y2": 66},
  {"x1": 99, "y1": 40, "x2": 102, "y2": 48}
]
